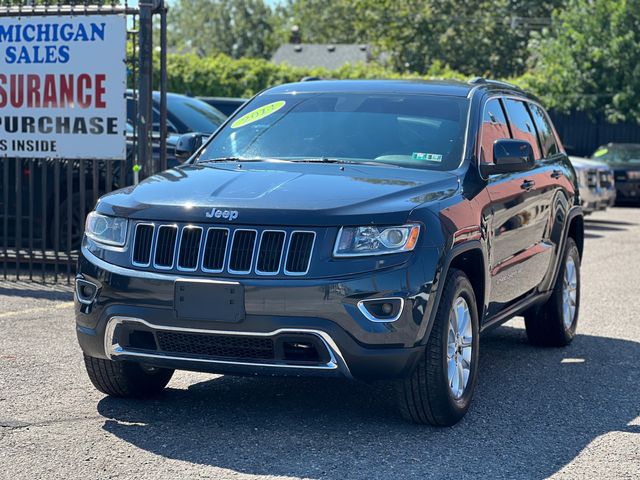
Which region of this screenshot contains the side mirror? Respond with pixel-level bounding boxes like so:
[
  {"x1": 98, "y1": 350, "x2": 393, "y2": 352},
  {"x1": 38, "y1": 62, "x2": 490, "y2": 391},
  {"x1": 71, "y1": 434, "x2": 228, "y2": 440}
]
[
  {"x1": 175, "y1": 133, "x2": 207, "y2": 161},
  {"x1": 480, "y1": 139, "x2": 535, "y2": 176}
]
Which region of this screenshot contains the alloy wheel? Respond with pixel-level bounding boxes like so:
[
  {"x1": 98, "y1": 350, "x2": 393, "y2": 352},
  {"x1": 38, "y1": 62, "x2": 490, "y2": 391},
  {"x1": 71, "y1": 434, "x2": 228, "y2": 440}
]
[
  {"x1": 447, "y1": 296, "x2": 473, "y2": 399},
  {"x1": 562, "y1": 256, "x2": 578, "y2": 329}
]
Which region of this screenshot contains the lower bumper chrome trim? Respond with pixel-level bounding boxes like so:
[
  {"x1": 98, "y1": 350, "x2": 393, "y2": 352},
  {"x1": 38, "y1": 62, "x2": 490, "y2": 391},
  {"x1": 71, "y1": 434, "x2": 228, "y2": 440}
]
[{"x1": 104, "y1": 316, "x2": 352, "y2": 378}]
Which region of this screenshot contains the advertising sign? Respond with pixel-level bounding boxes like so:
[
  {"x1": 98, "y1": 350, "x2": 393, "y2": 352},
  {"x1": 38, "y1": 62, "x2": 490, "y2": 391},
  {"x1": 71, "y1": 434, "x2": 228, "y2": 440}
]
[{"x1": 0, "y1": 15, "x2": 127, "y2": 159}]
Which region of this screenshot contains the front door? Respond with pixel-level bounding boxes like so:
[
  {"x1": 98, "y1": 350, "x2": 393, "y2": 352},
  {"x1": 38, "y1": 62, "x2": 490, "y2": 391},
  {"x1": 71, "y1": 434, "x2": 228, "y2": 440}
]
[{"x1": 482, "y1": 97, "x2": 554, "y2": 316}]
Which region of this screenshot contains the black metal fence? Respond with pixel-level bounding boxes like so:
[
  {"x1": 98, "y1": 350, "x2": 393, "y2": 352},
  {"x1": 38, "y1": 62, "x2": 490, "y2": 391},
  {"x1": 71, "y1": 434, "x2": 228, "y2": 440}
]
[
  {"x1": 549, "y1": 110, "x2": 640, "y2": 158},
  {"x1": 0, "y1": 0, "x2": 167, "y2": 284},
  {"x1": 1, "y1": 157, "x2": 131, "y2": 282}
]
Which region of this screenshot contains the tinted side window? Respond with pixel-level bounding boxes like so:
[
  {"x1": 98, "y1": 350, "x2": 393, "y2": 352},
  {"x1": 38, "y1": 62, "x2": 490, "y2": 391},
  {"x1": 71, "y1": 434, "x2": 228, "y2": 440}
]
[
  {"x1": 480, "y1": 98, "x2": 511, "y2": 164},
  {"x1": 503, "y1": 99, "x2": 542, "y2": 159},
  {"x1": 528, "y1": 103, "x2": 559, "y2": 157}
]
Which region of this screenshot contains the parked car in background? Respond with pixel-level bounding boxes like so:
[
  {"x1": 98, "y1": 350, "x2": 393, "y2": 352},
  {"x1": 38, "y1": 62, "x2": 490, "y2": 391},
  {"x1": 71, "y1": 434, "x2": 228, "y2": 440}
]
[
  {"x1": 126, "y1": 92, "x2": 227, "y2": 167},
  {"x1": 591, "y1": 143, "x2": 640, "y2": 204},
  {"x1": 126, "y1": 91, "x2": 227, "y2": 137},
  {"x1": 569, "y1": 156, "x2": 616, "y2": 214},
  {"x1": 198, "y1": 96, "x2": 247, "y2": 117}
]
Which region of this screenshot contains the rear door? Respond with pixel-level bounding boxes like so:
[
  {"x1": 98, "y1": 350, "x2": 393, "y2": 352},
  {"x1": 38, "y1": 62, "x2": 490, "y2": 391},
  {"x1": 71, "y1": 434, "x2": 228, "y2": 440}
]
[
  {"x1": 526, "y1": 101, "x2": 575, "y2": 291},
  {"x1": 484, "y1": 97, "x2": 554, "y2": 315}
]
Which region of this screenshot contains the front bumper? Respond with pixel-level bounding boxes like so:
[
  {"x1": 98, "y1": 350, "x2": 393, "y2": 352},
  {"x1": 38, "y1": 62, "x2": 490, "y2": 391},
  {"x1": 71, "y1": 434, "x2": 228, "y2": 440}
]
[
  {"x1": 75, "y1": 246, "x2": 440, "y2": 381},
  {"x1": 579, "y1": 185, "x2": 616, "y2": 213},
  {"x1": 615, "y1": 181, "x2": 640, "y2": 203}
]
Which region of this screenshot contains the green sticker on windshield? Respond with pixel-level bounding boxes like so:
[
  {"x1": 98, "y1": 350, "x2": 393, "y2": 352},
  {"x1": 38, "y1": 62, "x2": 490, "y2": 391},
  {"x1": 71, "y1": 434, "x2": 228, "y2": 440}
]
[
  {"x1": 231, "y1": 101, "x2": 286, "y2": 129},
  {"x1": 412, "y1": 152, "x2": 443, "y2": 162},
  {"x1": 594, "y1": 148, "x2": 608, "y2": 157}
]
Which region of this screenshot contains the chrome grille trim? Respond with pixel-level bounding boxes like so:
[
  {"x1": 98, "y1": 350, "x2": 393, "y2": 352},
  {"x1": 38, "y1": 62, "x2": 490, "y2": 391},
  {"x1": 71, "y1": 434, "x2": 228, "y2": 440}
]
[
  {"x1": 255, "y1": 230, "x2": 286, "y2": 275},
  {"x1": 227, "y1": 228, "x2": 258, "y2": 275},
  {"x1": 131, "y1": 223, "x2": 315, "y2": 276},
  {"x1": 201, "y1": 227, "x2": 230, "y2": 274},
  {"x1": 131, "y1": 223, "x2": 155, "y2": 267},
  {"x1": 176, "y1": 226, "x2": 204, "y2": 272},
  {"x1": 284, "y1": 230, "x2": 316, "y2": 276},
  {"x1": 153, "y1": 224, "x2": 179, "y2": 270}
]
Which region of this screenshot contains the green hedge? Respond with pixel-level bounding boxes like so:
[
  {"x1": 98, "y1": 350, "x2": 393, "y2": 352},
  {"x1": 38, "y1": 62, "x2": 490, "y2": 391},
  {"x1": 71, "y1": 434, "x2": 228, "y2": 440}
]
[
  {"x1": 152, "y1": 53, "x2": 467, "y2": 98},
  {"x1": 152, "y1": 52, "x2": 627, "y2": 122}
]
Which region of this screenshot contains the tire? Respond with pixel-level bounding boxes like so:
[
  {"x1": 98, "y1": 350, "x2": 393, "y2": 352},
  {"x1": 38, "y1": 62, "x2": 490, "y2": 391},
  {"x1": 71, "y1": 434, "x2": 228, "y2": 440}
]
[
  {"x1": 397, "y1": 269, "x2": 480, "y2": 426},
  {"x1": 83, "y1": 354, "x2": 174, "y2": 398},
  {"x1": 524, "y1": 237, "x2": 580, "y2": 347}
]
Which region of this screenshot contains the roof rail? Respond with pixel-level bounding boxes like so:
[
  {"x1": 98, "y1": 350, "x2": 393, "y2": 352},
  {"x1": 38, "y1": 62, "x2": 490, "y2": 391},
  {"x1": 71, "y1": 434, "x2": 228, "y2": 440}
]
[
  {"x1": 468, "y1": 77, "x2": 522, "y2": 90},
  {"x1": 300, "y1": 76, "x2": 323, "y2": 82}
]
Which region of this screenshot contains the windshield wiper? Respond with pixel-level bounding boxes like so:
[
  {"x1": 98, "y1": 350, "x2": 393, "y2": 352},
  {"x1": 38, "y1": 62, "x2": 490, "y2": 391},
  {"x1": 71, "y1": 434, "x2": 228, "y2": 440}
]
[
  {"x1": 297, "y1": 157, "x2": 400, "y2": 168},
  {"x1": 297, "y1": 157, "x2": 350, "y2": 164},
  {"x1": 198, "y1": 156, "x2": 399, "y2": 168},
  {"x1": 198, "y1": 157, "x2": 291, "y2": 164}
]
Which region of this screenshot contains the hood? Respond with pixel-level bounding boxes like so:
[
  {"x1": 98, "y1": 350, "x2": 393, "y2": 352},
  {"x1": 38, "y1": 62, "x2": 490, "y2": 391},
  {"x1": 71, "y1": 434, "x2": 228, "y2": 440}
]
[{"x1": 96, "y1": 162, "x2": 459, "y2": 226}]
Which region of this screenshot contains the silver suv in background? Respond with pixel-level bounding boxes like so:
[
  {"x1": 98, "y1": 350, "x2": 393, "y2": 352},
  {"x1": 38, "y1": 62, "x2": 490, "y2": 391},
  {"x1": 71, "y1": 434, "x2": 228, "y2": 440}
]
[{"x1": 569, "y1": 156, "x2": 616, "y2": 214}]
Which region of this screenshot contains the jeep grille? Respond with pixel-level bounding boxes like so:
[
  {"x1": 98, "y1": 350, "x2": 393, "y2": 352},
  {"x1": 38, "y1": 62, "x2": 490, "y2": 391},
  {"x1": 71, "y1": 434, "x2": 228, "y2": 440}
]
[{"x1": 131, "y1": 223, "x2": 315, "y2": 276}]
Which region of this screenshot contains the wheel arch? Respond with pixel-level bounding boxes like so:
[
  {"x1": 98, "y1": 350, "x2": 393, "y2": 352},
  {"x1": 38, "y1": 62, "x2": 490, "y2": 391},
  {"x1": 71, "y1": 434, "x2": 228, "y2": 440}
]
[
  {"x1": 448, "y1": 247, "x2": 486, "y2": 322},
  {"x1": 567, "y1": 213, "x2": 584, "y2": 259},
  {"x1": 419, "y1": 240, "x2": 488, "y2": 346}
]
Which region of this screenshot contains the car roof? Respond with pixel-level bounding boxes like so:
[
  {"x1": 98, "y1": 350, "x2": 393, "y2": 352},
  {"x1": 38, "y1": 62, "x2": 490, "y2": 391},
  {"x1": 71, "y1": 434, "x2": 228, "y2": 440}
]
[
  {"x1": 261, "y1": 79, "x2": 529, "y2": 99},
  {"x1": 126, "y1": 90, "x2": 204, "y2": 102}
]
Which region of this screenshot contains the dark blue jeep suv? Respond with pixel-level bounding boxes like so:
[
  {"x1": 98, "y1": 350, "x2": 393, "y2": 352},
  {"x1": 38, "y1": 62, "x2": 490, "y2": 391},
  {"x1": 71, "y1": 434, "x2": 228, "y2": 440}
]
[{"x1": 75, "y1": 79, "x2": 584, "y2": 426}]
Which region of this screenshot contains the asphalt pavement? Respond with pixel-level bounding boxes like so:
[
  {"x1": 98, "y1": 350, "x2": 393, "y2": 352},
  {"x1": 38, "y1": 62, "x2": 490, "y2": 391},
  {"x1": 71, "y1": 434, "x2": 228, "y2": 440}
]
[{"x1": 1, "y1": 207, "x2": 639, "y2": 479}]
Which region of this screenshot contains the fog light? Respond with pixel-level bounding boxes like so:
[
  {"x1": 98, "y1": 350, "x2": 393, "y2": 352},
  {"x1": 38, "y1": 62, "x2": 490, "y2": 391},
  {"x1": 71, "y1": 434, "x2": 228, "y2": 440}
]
[
  {"x1": 75, "y1": 278, "x2": 99, "y2": 305},
  {"x1": 357, "y1": 297, "x2": 404, "y2": 323}
]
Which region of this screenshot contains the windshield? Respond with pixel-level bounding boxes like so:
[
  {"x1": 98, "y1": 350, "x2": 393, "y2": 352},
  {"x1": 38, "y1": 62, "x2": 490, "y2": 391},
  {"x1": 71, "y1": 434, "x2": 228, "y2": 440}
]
[
  {"x1": 198, "y1": 93, "x2": 469, "y2": 170},
  {"x1": 167, "y1": 95, "x2": 226, "y2": 134},
  {"x1": 592, "y1": 145, "x2": 640, "y2": 165}
]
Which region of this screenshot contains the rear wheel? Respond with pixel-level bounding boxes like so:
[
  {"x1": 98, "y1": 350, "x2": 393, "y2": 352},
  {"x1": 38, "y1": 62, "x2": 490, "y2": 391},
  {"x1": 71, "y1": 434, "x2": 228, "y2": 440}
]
[
  {"x1": 83, "y1": 354, "x2": 174, "y2": 398},
  {"x1": 396, "y1": 269, "x2": 480, "y2": 426},
  {"x1": 524, "y1": 237, "x2": 580, "y2": 346}
]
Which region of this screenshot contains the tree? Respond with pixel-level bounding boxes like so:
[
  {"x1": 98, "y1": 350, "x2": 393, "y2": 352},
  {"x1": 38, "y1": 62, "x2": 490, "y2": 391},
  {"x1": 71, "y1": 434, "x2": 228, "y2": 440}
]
[
  {"x1": 167, "y1": 0, "x2": 278, "y2": 59},
  {"x1": 279, "y1": 0, "x2": 364, "y2": 43},
  {"x1": 525, "y1": 0, "x2": 640, "y2": 122},
  {"x1": 281, "y1": 0, "x2": 565, "y2": 77}
]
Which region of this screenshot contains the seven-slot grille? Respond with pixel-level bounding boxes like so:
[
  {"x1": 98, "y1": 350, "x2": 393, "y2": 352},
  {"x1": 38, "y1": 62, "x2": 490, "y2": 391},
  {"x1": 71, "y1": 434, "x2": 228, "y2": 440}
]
[{"x1": 131, "y1": 223, "x2": 315, "y2": 276}]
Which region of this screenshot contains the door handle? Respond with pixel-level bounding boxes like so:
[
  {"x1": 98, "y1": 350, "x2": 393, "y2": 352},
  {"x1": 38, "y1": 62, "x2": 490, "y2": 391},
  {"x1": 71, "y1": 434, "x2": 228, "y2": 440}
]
[
  {"x1": 521, "y1": 179, "x2": 535, "y2": 191},
  {"x1": 550, "y1": 169, "x2": 562, "y2": 179}
]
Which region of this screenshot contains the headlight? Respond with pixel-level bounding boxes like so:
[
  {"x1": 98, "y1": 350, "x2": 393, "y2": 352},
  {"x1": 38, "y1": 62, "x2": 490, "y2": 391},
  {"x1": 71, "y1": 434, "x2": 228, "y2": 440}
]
[
  {"x1": 333, "y1": 225, "x2": 420, "y2": 257},
  {"x1": 85, "y1": 212, "x2": 128, "y2": 247},
  {"x1": 627, "y1": 171, "x2": 640, "y2": 180}
]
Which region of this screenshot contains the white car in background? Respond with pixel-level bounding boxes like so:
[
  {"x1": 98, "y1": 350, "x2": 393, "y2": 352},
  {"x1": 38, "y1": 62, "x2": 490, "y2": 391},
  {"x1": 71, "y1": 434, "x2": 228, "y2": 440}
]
[{"x1": 570, "y1": 156, "x2": 616, "y2": 214}]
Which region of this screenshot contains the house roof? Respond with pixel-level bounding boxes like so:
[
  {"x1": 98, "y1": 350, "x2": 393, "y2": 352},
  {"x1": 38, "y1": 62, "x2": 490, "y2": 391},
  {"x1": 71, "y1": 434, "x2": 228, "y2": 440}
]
[{"x1": 271, "y1": 43, "x2": 371, "y2": 70}]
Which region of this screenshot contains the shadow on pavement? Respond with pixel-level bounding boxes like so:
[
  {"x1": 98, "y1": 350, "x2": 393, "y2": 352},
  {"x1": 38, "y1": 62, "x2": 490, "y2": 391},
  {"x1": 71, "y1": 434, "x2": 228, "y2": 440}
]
[
  {"x1": 97, "y1": 326, "x2": 640, "y2": 479},
  {"x1": 584, "y1": 233, "x2": 603, "y2": 240},
  {"x1": 585, "y1": 218, "x2": 637, "y2": 227},
  {"x1": 584, "y1": 223, "x2": 627, "y2": 233},
  {"x1": 0, "y1": 284, "x2": 73, "y2": 302}
]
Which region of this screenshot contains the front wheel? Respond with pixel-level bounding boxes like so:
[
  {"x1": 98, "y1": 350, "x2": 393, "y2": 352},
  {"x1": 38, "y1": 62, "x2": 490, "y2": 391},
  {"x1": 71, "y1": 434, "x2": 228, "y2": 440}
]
[
  {"x1": 524, "y1": 237, "x2": 581, "y2": 346},
  {"x1": 396, "y1": 269, "x2": 480, "y2": 426},
  {"x1": 83, "y1": 354, "x2": 174, "y2": 398}
]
